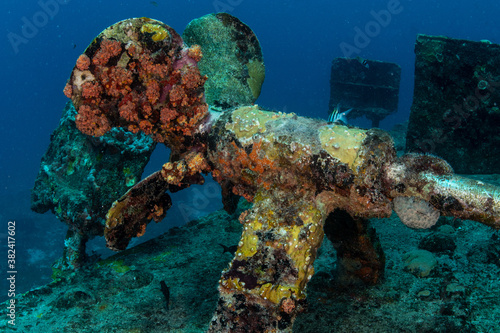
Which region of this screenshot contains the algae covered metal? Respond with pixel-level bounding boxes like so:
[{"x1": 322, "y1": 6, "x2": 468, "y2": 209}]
[
  {"x1": 31, "y1": 102, "x2": 155, "y2": 270},
  {"x1": 183, "y1": 13, "x2": 265, "y2": 108},
  {"x1": 406, "y1": 34, "x2": 500, "y2": 173},
  {"x1": 34, "y1": 16, "x2": 500, "y2": 333}
]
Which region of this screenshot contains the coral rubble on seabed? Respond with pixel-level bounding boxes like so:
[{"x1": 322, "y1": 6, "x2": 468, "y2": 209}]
[{"x1": 2, "y1": 195, "x2": 500, "y2": 332}]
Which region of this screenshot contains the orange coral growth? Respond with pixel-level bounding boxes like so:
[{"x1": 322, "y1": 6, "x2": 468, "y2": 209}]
[
  {"x1": 281, "y1": 298, "x2": 296, "y2": 314},
  {"x1": 76, "y1": 54, "x2": 91, "y2": 71},
  {"x1": 161, "y1": 160, "x2": 187, "y2": 186},
  {"x1": 160, "y1": 152, "x2": 210, "y2": 186},
  {"x1": 75, "y1": 105, "x2": 110, "y2": 137},
  {"x1": 127, "y1": 61, "x2": 137, "y2": 71},
  {"x1": 181, "y1": 67, "x2": 205, "y2": 90},
  {"x1": 63, "y1": 82, "x2": 72, "y2": 98},
  {"x1": 101, "y1": 66, "x2": 133, "y2": 97},
  {"x1": 248, "y1": 140, "x2": 275, "y2": 174},
  {"x1": 211, "y1": 140, "x2": 276, "y2": 193},
  {"x1": 176, "y1": 115, "x2": 187, "y2": 126},
  {"x1": 81, "y1": 81, "x2": 102, "y2": 99},
  {"x1": 66, "y1": 18, "x2": 209, "y2": 152},
  {"x1": 232, "y1": 140, "x2": 275, "y2": 175},
  {"x1": 138, "y1": 53, "x2": 170, "y2": 78},
  {"x1": 146, "y1": 80, "x2": 160, "y2": 104},
  {"x1": 136, "y1": 223, "x2": 147, "y2": 237},
  {"x1": 138, "y1": 119, "x2": 153, "y2": 135},
  {"x1": 126, "y1": 44, "x2": 137, "y2": 57},
  {"x1": 148, "y1": 204, "x2": 165, "y2": 222},
  {"x1": 187, "y1": 44, "x2": 203, "y2": 62},
  {"x1": 186, "y1": 104, "x2": 209, "y2": 129},
  {"x1": 128, "y1": 124, "x2": 140, "y2": 134},
  {"x1": 119, "y1": 100, "x2": 138, "y2": 122},
  {"x1": 160, "y1": 107, "x2": 178, "y2": 123},
  {"x1": 141, "y1": 103, "x2": 153, "y2": 119},
  {"x1": 169, "y1": 84, "x2": 187, "y2": 106},
  {"x1": 92, "y1": 39, "x2": 122, "y2": 66},
  {"x1": 185, "y1": 152, "x2": 210, "y2": 174},
  {"x1": 232, "y1": 183, "x2": 254, "y2": 202}
]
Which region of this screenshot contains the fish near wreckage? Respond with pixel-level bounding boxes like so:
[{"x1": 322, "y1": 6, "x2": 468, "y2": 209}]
[
  {"x1": 65, "y1": 17, "x2": 500, "y2": 333},
  {"x1": 207, "y1": 106, "x2": 500, "y2": 331},
  {"x1": 102, "y1": 106, "x2": 500, "y2": 332}
]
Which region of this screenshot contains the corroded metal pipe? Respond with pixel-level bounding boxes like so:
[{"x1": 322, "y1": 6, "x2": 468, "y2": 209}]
[
  {"x1": 420, "y1": 173, "x2": 500, "y2": 227},
  {"x1": 204, "y1": 105, "x2": 500, "y2": 332}
]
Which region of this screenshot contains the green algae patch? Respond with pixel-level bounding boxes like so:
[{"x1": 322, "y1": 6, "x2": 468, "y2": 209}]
[
  {"x1": 97, "y1": 259, "x2": 131, "y2": 274},
  {"x1": 151, "y1": 250, "x2": 174, "y2": 262},
  {"x1": 246, "y1": 59, "x2": 265, "y2": 99}
]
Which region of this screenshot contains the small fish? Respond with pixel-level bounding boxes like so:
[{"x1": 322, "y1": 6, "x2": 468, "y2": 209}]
[
  {"x1": 219, "y1": 243, "x2": 238, "y2": 255},
  {"x1": 72, "y1": 43, "x2": 77, "y2": 49},
  {"x1": 150, "y1": 1, "x2": 158, "y2": 6},
  {"x1": 160, "y1": 280, "x2": 170, "y2": 310},
  {"x1": 355, "y1": 56, "x2": 369, "y2": 69},
  {"x1": 328, "y1": 104, "x2": 352, "y2": 125}
]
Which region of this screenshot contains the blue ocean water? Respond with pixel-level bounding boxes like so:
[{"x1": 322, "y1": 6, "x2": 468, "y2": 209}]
[
  {"x1": 2, "y1": 0, "x2": 500, "y2": 196},
  {"x1": 1, "y1": 0, "x2": 499, "y2": 306}
]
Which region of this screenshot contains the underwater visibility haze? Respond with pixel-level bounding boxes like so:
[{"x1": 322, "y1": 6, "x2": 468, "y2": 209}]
[{"x1": 1, "y1": 0, "x2": 500, "y2": 332}]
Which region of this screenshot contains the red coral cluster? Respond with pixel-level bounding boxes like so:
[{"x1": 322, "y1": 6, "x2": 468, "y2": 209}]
[
  {"x1": 64, "y1": 18, "x2": 208, "y2": 148},
  {"x1": 81, "y1": 81, "x2": 102, "y2": 100},
  {"x1": 76, "y1": 54, "x2": 90, "y2": 71},
  {"x1": 160, "y1": 107, "x2": 178, "y2": 123},
  {"x1": 76, "y1": 105, "x2": 111, "y2": 137},
  {"x1": 63, "y1": 82, "x2": 72, "y2": 98},
  {"x1": 119, "y1": 99, "x2": 138, "y2": 122},
  {"x1": 92, "y1": 39, "x2": 122, "y2": 66},
  {"x1": 100, "y1": 66, "x2": 133, "y2": 97}
]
